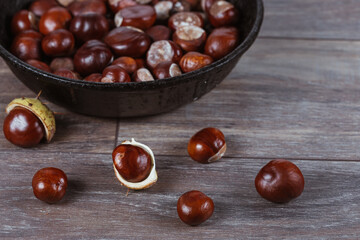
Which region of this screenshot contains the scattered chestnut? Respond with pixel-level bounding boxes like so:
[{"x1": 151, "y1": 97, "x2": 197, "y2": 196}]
[
  {"x1": 201, "y1": 0, "x2": 219, "y2": 12},
  {"x1": 146, "y1": 40, "x2": 182, "y2": 69},
  {"x1": 207, "y1": 0, "x2": 239, "y2": 28},
  {"x1": 74, "y1": 40, "x2": 113, "y2": 77},
  {"x1": 154, "y1": 1, "x2": 173, "y2": 21},
  {"x1": 145, "y1": 25, "x2": 171, "y2": 42},
  {"x1": 32, "y1": 167, "x2": 68, "y2": 203},
  {"x1": 68, "y1": 0, "x2": 107, "y2": 16},
  {"x1": 168, "y1": 12, "x2": 203, "y2": 31},
  {"x1": 39, "y1": 7, "x2": 72, "y2": 35},
  {"x1": 187, "y1": 127, "x2": 226, "y2": 163},
  {"x1": 112, "y1": 56, "x2": 138, "y2": 74},
  {"x1": 29, "y1": 0, "x2": 59, "y2": 17},
  {"x1": 101, "y1": 65, "x2": 131, "y2": 83},
  {"x1": 153, "y1": 61, "x2": 181, "y2": 79},
  {"x1": 11, "y1": 30, "x2": 42, "y2": 61},
  {"x1": 109, "y1": 0, "x2": 138, "y2": 13},
  {"x1": 255, "y1": 159, "x2": 305, "y2": 203},
  {"x1": 69, "y1": 13, "x2": 109, "y2": 43},
  {"x1": 204, "y1": 26, "x2": 239, "y2": 60},
  {"x1": 173, "y1": 25, "x2": 206, "y2": 52},
  {"x1": 104, "y1": 27, "x2": 151, "y2": 58},
  {"x1": 133, "y1": 68, "x2": 155, "y2": 82},
  {"x1": 26, "y1": 59, "x2": 52, "y2": 73},
  {"x1": 179, "y1": 51, "x2": 213, "y2": 73},
  {"x1": 84, "y1": 73, "x2": 102, "y2": 82},
  {"x1": 114, "y1": 5, "x2": 156, "y2": 30},
  {"x1": 50, "y1": 57, "x2": 74, "y2": 72},
  {"x1": 54, "y1": 69, "x2": 81, "y2": 79},
  {"x1": 3, "y1": 97, "x2": 56, "y2": 147},
  {"x1": 42, "y1": 29, "x2": 75, "y2": 57},
  {"x1": 171, "y1": 0, "x2": 191, "y2": 14},
  {"x1": 11, "y1": 10, "x2": 37, "y2": 36},
  {"x1": 57, "y1": 0, "x2": 75, "y2": 7},
  {"x1": 177, "y1": 190, "x2": 214, "y2": 226},
  {"x1": 112, "y1": 138, "x2": 158, "y2": 189}
]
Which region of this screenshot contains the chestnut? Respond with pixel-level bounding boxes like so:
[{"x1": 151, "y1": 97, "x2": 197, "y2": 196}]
[
  {"x1": 26, "y1": 59, "x2": 52, "y2": 73},
  {"x1": 168, "y1": 12, "x2": 204, "y2": 31},
  {"x1": 57, "y1": 0, "x2": 75, "y2": 7},
  {"x1": 133, "y1": 68, "x2": 155, "y2": 82},
  {"x1": 114, "y1": 5, "x2": 156, "y2": 30},
  {"x1": 11, "y1": 30, "x2": 42, "y2": 61},
  {"x1": 201, "y1": 0, "x2": 219, "y2": 12},
  {"x1": 171, "y1": 0, "x2": 191, "y2": 14},
  {"x1": 74, "y1": 40, "x2": 113, "y2": 77},
  {"x1": 11, "y1": 10, "x2": 37, "y2": 36},
  {"x1": 50, "y1": 57, "x2": 74, "y2": 72},
  {"x1": 3, "y1": 97, "x2": 56, "y2": 147},
  {"x1": 145, "y1": 25, "x2": 171, "y2": 42},
  {"x1": 204, "y1": 26, "x2": 239, "y2": 60},
  {"x1": 179, "y1": 51, "x2": 213, "y2": 73},
  {"x1": 84, "y1": 73, "x2": 102, "y2": 82},
  {"x1": 101, "y1": 65, "x2": 131, "y2": 83},
  {"x1": 177, "y1": 190, "x2": 214, "y2": 226},
  {"x1": 152, "y1": 61, "x2": 181, "y2": 79},
  {"x1": 108, "y1": 0, "x2": 138, "y2": 13},
  {"x1": 146, "y1": 40, "x2": 182, "y2": 69},
  {"x1": 39, "y1": 7, "x2": 72, "y2": 35},
  {"x1": 54, "y1": 69, "x2": 81, "y2": 79},
  {"x1": 173, "y1": 25, "x2": 206, "y2": 52},
  {"x1": 29, "y1": 0, "x2": 59, "y2": 17},
  {"x1": 255, "y1": 159, "x2": 305, "y2": 203},
  {"x1": 112, "y1": 138, "x2": 158, "y2": 189},
  {"x1": 32, "y1": 167, "x2": 68, "y2": 203},
  {"x1": 207, "y1": 0, "x2": 239, "y2": 28},
  {"x1": 69, "y1": 13, "x2": 109, "y2": 43},
  {"x1": 68, "y1": 0, "x2": 107, "y2": 16},
  {"x1": 42, "y1": 29, "x2": 75, "y2": 57},
  {"x1": 104, "y1": 27, "x2": 151, "y2": 58},
  {"x1": 135, "y1": 58, "x2": 146, "y2": 69},
  {"x1": 112, "y1": 57, "x2": 138, "y2": 74},
  {"x1": 187, "y1": 127, "x2": 226, "y2": 163},
  {"x1": 154, "y1": 1, "x2": 173, "y2": 21}
]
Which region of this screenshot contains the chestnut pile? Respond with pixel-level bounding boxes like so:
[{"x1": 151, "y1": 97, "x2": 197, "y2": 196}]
[{"x1": 10, "y1": 0, "x2": 241, "y2": 82}]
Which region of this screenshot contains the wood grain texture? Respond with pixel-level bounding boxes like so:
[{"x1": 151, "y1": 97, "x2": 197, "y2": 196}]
[
  {"x1": 0, "y1": 151, "x2": 359, "y2": 239},
  {"x1": 261, "y1": 0, "x2": 360, "y2": 40},
  {"x1": 0, "y1": 60, "x2": 117, "y2": 154},
  {"x1": 117, "y1": 38, "x2": 360, "y2": 160}
]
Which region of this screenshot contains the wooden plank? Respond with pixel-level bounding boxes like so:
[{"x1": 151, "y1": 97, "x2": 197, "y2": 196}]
[
  {"x1": 118, "y1": 38, "x2": 360, "y2": 160},
  {"x1": 0, "y1": 151, "x2": 359, "y2": 239},
  {"x1": 0, "y1": 59, "x2": 117, "y2": 154},
  {"x1": 261, "y1": 0, "x2": 360, "y2": 40}
]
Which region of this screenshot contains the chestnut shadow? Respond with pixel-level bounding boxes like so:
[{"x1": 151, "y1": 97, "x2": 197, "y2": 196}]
[{"x1": 60, "y1": 179, "x2": 86, "y2": 205}]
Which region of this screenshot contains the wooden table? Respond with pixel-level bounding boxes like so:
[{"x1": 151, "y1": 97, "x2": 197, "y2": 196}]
[{"x1": 1, "y1": 1, "x2": 360, "y2": 239}]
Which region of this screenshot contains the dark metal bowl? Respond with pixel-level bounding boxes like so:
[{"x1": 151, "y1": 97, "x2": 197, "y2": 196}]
[{"x1": 0, "y1": 0, "x2": 263, "y2": 117}]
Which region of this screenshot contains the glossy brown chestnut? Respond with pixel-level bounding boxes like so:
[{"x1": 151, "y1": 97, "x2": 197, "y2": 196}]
[
  {"x1": 39, "y1": 7, "x2": 72, "y2": 35},
  {"x1": 255, "y1": 159, "x2": 305, "y2": 203},
  {"x1": 112, "y1": 144, "x2": 152, "y2": 182},
  {"x1": 26, "y1": 59, "x2": 51, "y2": 73},
  {"x1": 57, "y1": 0, "x2": 75, "y2": 7},
  {"x1": 146, "y1": 40, "x2": 182, "y2": 69},
  {"x1": 3, "y1": 108, "x2": 45, "y2": 148},
  {"x1": 145, "y1": 25, "x2": 171, "y2": 42},
  {"x1": 112, "y1": 56, "x2": 138, "y2": 74},
  {"x1": 201, "y1": 0, "x2": 219, "y2": 12},
  {"x1": 11, "y1": 10, "x2": 37, "y2": 36},
  {"x1": 41, "y1": 29, "x2": 75, "y2": 57},
  {"x1": 68, "y1": 0, "x2": 107, "y2": 16},
  {"x1": 154, "y1": 1, "x2": 173, "y2": 21},
  {"x1": 104, "y1": 27, "x2": 151, "y2": 58},
  {"x1": 108, "y1": 0, "x2": 138, "y2": 13},
  {"x1": 29, "y1": 0, "x2": 59, "y2": 17},
  {"x1": 11, "y1": 30, "x2": 42, "y2": 61},
  {"x1": 135, "y1": 58, "x2": 146, "y2": 69},
  {"x1": 179, "y1": 51, "x2": 213, "y2": 73},
  {"x1": 168, "y1": 12, "x2": 203, "y2": 31},
  {"x1": 187, "y1": 127, "x2": 226, "y2": 163},
  {"x1": 69, "y1": 13, "x2": 109, "y2": 43},
  {"x1": 32, "y1": 167, "x2": 68, "y2": 203},
  {"x1": 173, "y1": 25, "x2": 206, "y2": 52},
  {"x1": 133, "y1": 68, "x2": 155, "y2": 82},
  {"x1": 204, "y1": 26, "x2": 239, "y2": 60},
  {"x1": 208, "y1": 0, "x2": 239, "y2": 28},
  {"x1": 171, "y1": 0, "x2": 191, "y2": 14},
  {"x1": 152, "y1": 61, "x2": 181, "y2": 79},
  {"x1": 84, "y1": 73, "x2": 102, "y2": 82},
  {"x1": 114, "y1": 5, "x2": 156, "y2": 30},
  {"x1": 101, "y1": 65, "x2": 131, "y2": 83},
  {"x1": 177, "y1": 190, "x2": 214, "y2": 226},
  {"x1": 53, "y1": 69, "x2": 81, "y2": 79},
  {"x1": 74, "y1": 40, "x2": 113, "y2": 77},
  {"x1": 50, "y1": 57, "x2": 74, "y2": 72}
]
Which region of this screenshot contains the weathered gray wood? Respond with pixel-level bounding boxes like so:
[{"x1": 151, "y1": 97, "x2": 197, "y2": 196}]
[
  {"x1": 117, "y1": 38, "x2": 360, "y2": 160},
  {"x1": 261, "y1": 0, "x2": 360, "y2": 40},
  {"x1": 0, "y1": 60, "x2": 117, "y2": 154},
  {"x1": 0, "y1": 151, "x2": 359, "y2": 239}
]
